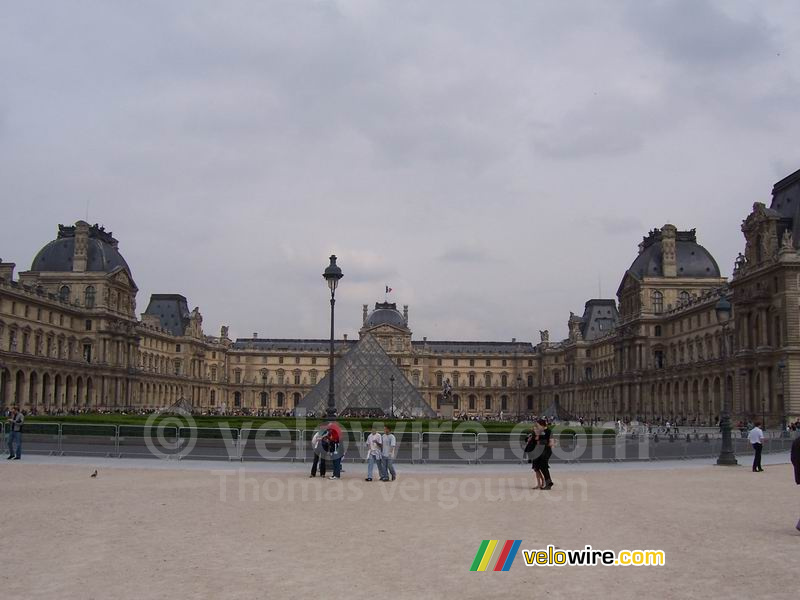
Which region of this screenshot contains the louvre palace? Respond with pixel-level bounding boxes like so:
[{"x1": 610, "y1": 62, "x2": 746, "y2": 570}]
[{"x1": 2, "y1": 169, "x2": 800, "y2": 427}]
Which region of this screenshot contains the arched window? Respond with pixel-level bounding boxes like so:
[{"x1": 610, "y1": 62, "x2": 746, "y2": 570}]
[
  {"x1": 260, "y1": 392, "x2": 268, "y2": 407},
  {"x1": 652, "y1": 291, "x2": 664, "y2": 313},
  {"x1": 84, "y1": 286, "x2": 96, "y2": 308},
  {"x1": 234, "y1": 392, "x2": 241, "y2": 407},
  {"x1": 679, "y1": 291, "x2": 690, "y2": 305},
  {"x1": 501, "y1": 374, "x2": 508, "y2": 387},
  {"x1": 468, "y1": 394, "x2": 476, "y2": 410},
  {"x1": 501, "y1": 395, "x2": 508, "y2": 411},
  {"x1": 468, "y1": 372, "x2": 475, "y2": 387},
  {"x1": 484, "y1": 372, "x2": 492, "y2": 387},
  {"x1": 277, "y1": 392, "x2": 285, "y2": 407},
  {"x1": 59, "y1": 286, "x2": 70, "y2": 302},
  {"x1": 527, "y1": 374, "x2": 534, "y2": 387}
]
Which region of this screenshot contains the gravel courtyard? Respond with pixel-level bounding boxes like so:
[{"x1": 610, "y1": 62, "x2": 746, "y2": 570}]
[{"x1": 2, "y1": 455, "x2": 797, "y2": 600}]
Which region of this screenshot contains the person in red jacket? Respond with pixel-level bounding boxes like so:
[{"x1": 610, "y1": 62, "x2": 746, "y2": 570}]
[{"x1": 325, "y1": 423, "x2": 343, "y2": 480}]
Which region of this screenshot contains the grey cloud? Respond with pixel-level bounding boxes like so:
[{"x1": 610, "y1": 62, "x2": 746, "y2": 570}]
[
  {"x1": 625, "y1": 0, "x2": 774, "y2": 67},
  {"x1": 438, "y1": 245, "x2": 496, "y2": 264},
  {"x1": 600, "y1": 217, "x2": 643, "y2": 236}
]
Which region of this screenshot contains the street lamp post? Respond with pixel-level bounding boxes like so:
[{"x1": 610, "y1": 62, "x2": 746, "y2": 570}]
[
  {"x1": 323, "y1": 255, "x2": 343, "y2": 419},
  {"x1": 715, "y1": 297, "x2": 737, "y2": 466},
  {"x1": 516, "y1": 374, "x2": 522, "y2": 421},
  {"x1": 761, "y1": 398, "x2": 766, "y2": 431},
  {"x1": 390, "y1": 374, "x2": 395, "y2": 418}
]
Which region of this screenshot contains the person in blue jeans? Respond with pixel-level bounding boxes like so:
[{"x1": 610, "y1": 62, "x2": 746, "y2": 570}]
[
  {"x1": 7, "y1": 406, "x2": 24, "y2": 460},
  {"x1": 365, "y1": 427, "x2": 384, "y2": 481},
  {"x1": 380, "y1": 425, "x2": 397, "y2": 481},
  {"x1": 326, "y1": 424, "x2": 342, "y2": 479}
]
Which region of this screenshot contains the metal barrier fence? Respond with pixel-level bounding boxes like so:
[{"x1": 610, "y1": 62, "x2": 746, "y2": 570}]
[{"x1": 4, "y1": 422, "x2": 798, "y2": 463}]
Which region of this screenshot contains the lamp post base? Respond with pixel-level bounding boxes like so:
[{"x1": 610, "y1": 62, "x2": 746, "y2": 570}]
[{"x1": 716, "y1": 452, "x2": 738, "y2": 466}]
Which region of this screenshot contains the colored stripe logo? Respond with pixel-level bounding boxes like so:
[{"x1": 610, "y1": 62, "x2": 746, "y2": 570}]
[{"x1": 470, "y1": 540, "x2": 522, "y2": 571}]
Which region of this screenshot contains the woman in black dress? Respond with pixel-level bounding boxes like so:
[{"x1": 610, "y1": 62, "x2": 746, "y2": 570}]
[
  {"x1": 537, "y1": 419, "x2": 554, "y2": 490},
  {"x1": 526, "y1": 424, "x2": 545, "y2": 489}
]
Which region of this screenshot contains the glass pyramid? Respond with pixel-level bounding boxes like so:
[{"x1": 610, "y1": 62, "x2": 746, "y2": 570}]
[{"x1": 298, "y1": 333, "x2": 435, "y2": 418}]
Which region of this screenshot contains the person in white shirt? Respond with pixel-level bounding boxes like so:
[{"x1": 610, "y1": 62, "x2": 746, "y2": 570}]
[
  {"x1": 380, "y1": 425, "x2": 397, "y2": 482},
  {"x1": 309, "y1": 428, "x2": 327, "y2": 478},
  {"x1": 748, "y1": 422, "x2": 765, "y2": 472},
  {"x1": 365, "y1": 427, "x2": 384, "y2": 481}
]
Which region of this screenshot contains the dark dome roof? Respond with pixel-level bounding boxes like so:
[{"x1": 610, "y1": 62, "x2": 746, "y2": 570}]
[
  {"x1": 31, "y1": 223, "x2": 130, "y2": 273},
  {"x1": 629, "y1": 229, "x2": 720, "y2": 278},
  {"x1": 364, "y1": 302, "x2": 408, "y2": 329}
]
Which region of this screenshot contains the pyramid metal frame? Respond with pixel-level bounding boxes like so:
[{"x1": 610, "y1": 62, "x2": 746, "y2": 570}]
[
  {"x1": 298, "y1": 333, "x2": 435, "y2": 418},
  {"x1": 541, "y1": 398, "x2": 575, "y2": 422}
]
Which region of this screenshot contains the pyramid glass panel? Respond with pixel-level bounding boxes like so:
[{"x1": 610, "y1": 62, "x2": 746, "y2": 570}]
[{"x1": 298, "y1": 333, "x2": 435, "y2": 418}]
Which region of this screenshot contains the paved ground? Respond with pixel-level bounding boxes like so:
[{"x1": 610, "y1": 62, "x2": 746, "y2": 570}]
[{"x1": 2, "y1": 454, "x2": 798, "y2": 600}]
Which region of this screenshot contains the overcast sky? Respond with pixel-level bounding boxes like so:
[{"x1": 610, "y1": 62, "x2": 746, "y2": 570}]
[{"x1": 2, "y1": 1, "x2": 800, "y2": 343}]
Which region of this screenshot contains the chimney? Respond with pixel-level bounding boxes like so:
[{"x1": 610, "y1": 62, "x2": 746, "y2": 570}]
[
  {"x1": 343, "y1": 334, "x2": 348, "y2": 342},
  {"x1": 661, "y1": 224, "x2": 677, "y2": 277},
  {"x1": 512, "y1": 337, "x2": 516, "y2": 343},
  {"x1": 0, "y1": 260, "x2": 15, "y2": 281},
  {"x1": 73, "y1": 220, "x2": 89, "y2": 272},
  {"x1": 253, "y1": 332, "x2": 258, "y2": 339},
  {"x1": 362, "y1": 304, "x2": 368, "y2": 324},
  {"x1": 403, "y1": 305, "x2": 409, "y2": 324}
]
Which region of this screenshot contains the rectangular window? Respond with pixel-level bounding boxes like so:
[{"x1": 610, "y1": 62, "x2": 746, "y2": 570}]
[
  {"x1": 176, "y1": 344, "x2": 181, "y2": 352},
  {"x1": 485, "y1": 359, "x2": 491, "y2": 367},
  {"x1": 437, "y1": 358, "x2": 442, "y2": 366},
  {"x1": 501, "y1": 359, "x2": 507, "y2": 367},
  {"x1": 311, "y1": 357, "x2": 317, "y2": 365},
  {"x1": 85, "y1": 320, "x2": 92, "y2": 331},
  {"x1": 210, "y1": 390, "x2": 216, "y2": 405},
  {"x1": 83, "y1": 344, "x2": 92, "y2": 363},
  {"x1": 235, "y1": 371, "x2": 241, "y2": 384},
  {"x1": 294, "y1": 373, "x2": 300, "y2": 385},
  {"x1": 453, "y1": 359, "x2": 459, "y2": 366},
  {"x1": 485, "y1": 396, "x2": 492, "y2": 410},
  {"x1": 469, "y1": 359, "x2": 475, "y2": 367}
]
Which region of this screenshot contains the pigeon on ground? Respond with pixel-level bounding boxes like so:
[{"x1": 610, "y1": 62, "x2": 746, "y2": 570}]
[{"x1": 90, "y1": 470, "x2": 98, "y2": 478}]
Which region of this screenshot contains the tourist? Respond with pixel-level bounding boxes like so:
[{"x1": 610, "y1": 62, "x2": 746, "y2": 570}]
[
  {"x1": 537, "y1": 419, "x2": 554, "y2": 490},
  {"x1": 380, "y1": 425, "x2": 397, "y2": 482},
  {"x1": 310, "y1": 427, "x2": 326, "y2": 478},
  {"x1": 525, "y1": 424, "x2": 545, "y2": 490},
  {"x1": 748, "y1": 421, "x2": 764, "y2": 472},
  {"x1": 327, "y1": 424, "x2": 342, "y2": 480},
  {"x1": 365, "y1": 426, "x2": 384, "y2": 482},
  {"x1": 791, "y1": 435, "x2": 800, "y2": 532},
  {"x1": 6, "y1": 406, "x2": 23, "y2": 460}
]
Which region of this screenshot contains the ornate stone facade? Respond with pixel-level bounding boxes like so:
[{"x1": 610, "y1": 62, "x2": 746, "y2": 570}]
[{"x1": 2, "y1": 171, "x2": 800, "y2": 425}]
